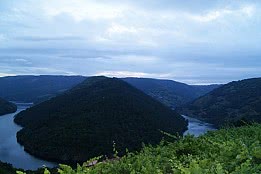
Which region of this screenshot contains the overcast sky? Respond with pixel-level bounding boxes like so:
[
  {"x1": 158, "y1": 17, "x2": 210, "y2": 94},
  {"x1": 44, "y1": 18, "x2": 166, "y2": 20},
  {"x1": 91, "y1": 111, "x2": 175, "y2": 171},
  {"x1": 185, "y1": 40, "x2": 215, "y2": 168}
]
[{"x1": 0, "y1": 0, "x2": 260, "y2": 84}]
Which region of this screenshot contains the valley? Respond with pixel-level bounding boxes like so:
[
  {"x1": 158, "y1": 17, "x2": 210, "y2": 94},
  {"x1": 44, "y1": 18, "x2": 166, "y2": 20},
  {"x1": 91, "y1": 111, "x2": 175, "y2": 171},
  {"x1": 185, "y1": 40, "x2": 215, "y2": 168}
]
[
  {"x1": 0, "y1": 76, "x2": 260, "y2": 174},
  {"x1": 1, "y1": 1, "x2": 261, "y2": 173},
  {"x1": 0, "y1": 104, "x2": 215, "y2": 171},
  {"x1": 0, "y1": 103, "x2": 56, "y2": 170}
]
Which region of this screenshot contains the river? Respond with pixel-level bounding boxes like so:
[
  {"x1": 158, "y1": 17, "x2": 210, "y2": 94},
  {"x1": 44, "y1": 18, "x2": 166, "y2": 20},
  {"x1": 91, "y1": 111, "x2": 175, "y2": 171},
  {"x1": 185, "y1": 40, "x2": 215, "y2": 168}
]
[
  {"x1": 0, "y1": 104, "x2": 215, "y2": 170},
  {"x1": 183, "y1": 115, "x2": 216, "y2": 137},
  {"x1": 0, "y1": 103, "x2": 57, "y2": 170}
]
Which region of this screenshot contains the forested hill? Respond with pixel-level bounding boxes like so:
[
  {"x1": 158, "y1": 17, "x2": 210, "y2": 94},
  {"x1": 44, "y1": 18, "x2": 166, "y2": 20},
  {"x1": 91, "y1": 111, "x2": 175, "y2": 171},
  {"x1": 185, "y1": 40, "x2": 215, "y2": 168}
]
[
  {"x1": 0, "y1": 76, "x2": 219, "y2": 107},
  {"x1": 4, "y1": 124, "x2": 261, "y2": 174},
  {"x1": 14, "y1": 77, "x2": 187, "y2": 163},
  {"x1": 181, "y1": 77, "x2": 261, "y2": 126},
  {"x1": 123, "y1": 78, "x2": 220, "y2": 108},
  {"x1": 0, "y1": 98, "x2": 17, "y2": 116},
  {"x1": 0, "y1": 75, "x2": 86, "y2": 103}
]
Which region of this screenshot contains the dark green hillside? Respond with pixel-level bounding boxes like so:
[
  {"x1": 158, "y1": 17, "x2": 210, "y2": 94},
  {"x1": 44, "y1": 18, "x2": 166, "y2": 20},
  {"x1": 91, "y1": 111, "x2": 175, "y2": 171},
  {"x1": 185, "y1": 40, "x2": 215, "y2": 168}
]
[
  {"x1": 0, "y1": 161, "x2": 17, "y2": 174},
  {"x1": 0, "y1": 98, "x2": 17, "y2": 116},
  {"x1": 55, "y1": 124, "x2": 261, "y2": 174},
  {"x1": 123, "y1": 78, "x2": 220, "y2": 108},
  {"x1": 181, "y1": 78, "x2": 261, "y2": 126},
  {"x1": 0, "y1": 75, "x2": 219, "y2": 106},
  {"x1": 15, "y1": 77, "x2": 187, "y2": 164},
  {"x1": 0, "y1": 161, "x2": 57, "y2": 174},
  {"x1": 21, "y1": 124, "x2": 261, "y2": 174},
  {"x1": 2, "y1": 124, "x2": 260, "y2": 173},
  {"x1": 0, "y1": 75, "x2": 86, "y2": 103}
]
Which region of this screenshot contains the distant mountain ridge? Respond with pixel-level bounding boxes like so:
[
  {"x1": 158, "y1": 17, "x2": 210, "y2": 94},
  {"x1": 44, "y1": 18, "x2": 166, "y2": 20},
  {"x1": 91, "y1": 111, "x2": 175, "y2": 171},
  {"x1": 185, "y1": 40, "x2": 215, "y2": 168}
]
[
  {"x1": 180, "y1": 78, "x2": 261, "y2": 126},
  {"x1": 0, "y1": 76, "x2": 219, "y2": 107},
  {"x1": 14, "y1": 77, "x2": 187, "y2": 163},
  {"x1": 0, "y1": 98, "x2": 17, "y2": 116},
  {"x1": 0, "y1": 75, "x2": 86, "y2": 103},
  {"x1": 123, "y1": 78, "x2": 220, "y2": 108}
]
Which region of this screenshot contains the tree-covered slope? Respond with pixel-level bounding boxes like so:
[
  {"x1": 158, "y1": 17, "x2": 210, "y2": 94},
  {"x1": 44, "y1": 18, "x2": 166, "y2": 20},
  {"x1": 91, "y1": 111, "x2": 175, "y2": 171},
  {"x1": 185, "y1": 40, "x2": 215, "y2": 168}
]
[
  {"x1": 0, "y1": 161, "x2": 56, "y2": 174},
  {"x1": 123, "y1": 78, "x2": 220, "y2": 108},
  {"x1": 0, "y1": 76, "x2": 219, "y2": 106},
  {"x1": 14, "y1": 77, "x2": 187, "y2": 164},
  {"x1": 0, "y1": 75, "x2": 86, "y2": 103},
  {"x1": 0, "y1": 97, "x2": 17, "y2": 116},
  {"x1": 55, "y1": 124, "x2": 261, "y2": 174},
  {"x1": 16, "y1": 124, "x2": 261, "y2": 174},
  {"x1": 181, "y1": 78, "x2": 261, "y2": 126}
]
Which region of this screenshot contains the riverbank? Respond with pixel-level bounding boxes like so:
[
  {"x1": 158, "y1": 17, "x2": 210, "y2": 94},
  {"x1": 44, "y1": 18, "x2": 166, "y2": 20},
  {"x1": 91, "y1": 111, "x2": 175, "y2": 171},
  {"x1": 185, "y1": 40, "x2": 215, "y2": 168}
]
[
  {"x1": 0, "y1": 103, "x2": 216, "y2": 170},
  {"x1": 0, "y1": 103, "x2": 57, "y2": 170},
  {"x1": 182, "y1": 115, "x2": 216, "y2": 137}
]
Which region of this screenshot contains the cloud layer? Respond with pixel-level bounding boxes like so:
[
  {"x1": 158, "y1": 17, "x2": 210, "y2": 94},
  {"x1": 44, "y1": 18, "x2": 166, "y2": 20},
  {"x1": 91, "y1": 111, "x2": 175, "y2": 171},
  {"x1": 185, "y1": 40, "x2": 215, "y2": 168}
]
[{"x1": 0, "y1": 0, "x2": 260, "y2": 84}]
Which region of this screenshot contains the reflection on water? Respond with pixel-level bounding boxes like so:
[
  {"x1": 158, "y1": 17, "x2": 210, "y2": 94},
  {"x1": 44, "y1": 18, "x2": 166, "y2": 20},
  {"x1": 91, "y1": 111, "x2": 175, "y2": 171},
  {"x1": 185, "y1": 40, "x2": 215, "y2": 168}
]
[
  {"x1": 183, "y1": 115, "x2": 216, "y2": 137},
  {"x1": 0, "y1": 103, "x2": 57, "y2": 170}
]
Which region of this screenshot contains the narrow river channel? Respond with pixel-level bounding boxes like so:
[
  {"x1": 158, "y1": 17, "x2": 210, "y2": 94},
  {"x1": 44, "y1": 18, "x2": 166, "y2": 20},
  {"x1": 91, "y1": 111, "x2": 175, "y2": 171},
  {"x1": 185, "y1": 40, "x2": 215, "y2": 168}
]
[
  {"x1": 0, "y1": 103, "x2": 216, "y2": 170},
  {"x1": 0, "y1": 103, "x2": 57, "y2": 170},
  {"x1": 183, "y1": 115, "x2": 216, "y2": 137}
]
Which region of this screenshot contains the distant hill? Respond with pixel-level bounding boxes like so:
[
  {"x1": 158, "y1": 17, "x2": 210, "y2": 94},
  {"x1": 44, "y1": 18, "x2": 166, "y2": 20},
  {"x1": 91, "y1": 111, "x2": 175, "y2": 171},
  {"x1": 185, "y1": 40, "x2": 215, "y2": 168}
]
[
  {"x1": 0, "y1": 98, "x2": 17, "y2": 116},
  {"x1": 14, "y1": 77, "x2": 187, "y2": 164},
  {"x1": 0, "y1": 75, "x2": 86, "y2": 103},
  {"x1": 123, "y1": 78, "x2": 220, "y2": 108},
  {"x1": 180, "y1": 78, "x2": 261, "y2": 126},
  {"x1": 0, "y1": 76, "x2": 219, "y2": 107}
]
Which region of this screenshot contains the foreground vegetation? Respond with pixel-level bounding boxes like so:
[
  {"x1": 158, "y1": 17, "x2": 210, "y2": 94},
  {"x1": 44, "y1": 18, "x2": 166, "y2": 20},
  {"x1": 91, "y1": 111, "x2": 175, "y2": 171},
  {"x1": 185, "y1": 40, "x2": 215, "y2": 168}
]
[
  {"x1": 0, "y1": 162, "x2": 58, "y2": 174},
  {"x1": 13, "y1": 124, "x2": 261, "y2": 174}
]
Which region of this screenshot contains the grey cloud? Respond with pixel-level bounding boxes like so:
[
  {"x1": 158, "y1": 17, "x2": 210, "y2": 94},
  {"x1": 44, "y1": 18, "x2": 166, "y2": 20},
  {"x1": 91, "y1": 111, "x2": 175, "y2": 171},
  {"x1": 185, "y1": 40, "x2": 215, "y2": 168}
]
[
  {"x1": 0, "y1": 0, "x2": 260, "y2": 84},
  {"x1": 14, "y1": 36, "x2": 86, "y2": 42},
  {"x1": 0, "y1": 56, "x2": 32, "y2": 66}
]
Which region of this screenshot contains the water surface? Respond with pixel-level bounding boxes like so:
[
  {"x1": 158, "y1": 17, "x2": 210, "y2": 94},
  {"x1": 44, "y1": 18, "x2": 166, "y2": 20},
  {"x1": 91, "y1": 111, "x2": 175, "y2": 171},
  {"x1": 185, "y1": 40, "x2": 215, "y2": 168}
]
[
  {"x1": 183, "y1": 115, "x2": 216, "y2": 137},
  {"x1": 0, "y1": 103, "x2": 57, "y2": 170},
  {"x1": 0, "y1": 104, "x2": 216, "y2": 170}
]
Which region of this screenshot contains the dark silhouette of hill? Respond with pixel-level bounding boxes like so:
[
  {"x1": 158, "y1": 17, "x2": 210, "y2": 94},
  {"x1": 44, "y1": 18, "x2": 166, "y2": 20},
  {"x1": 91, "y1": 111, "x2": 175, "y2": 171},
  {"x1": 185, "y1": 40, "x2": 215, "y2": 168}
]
[
  {"x1": 181, "y1": 78, "x2": 261, "y2": 127},
  {"x1": 0, "y1": 98, "x2": 17, "y2": 116},
  {"x1": 0, "y1": 76, "x2": 219, "y2": 107},
  {"x1": 0, "y1": 75, "x2": 86, "y2": 103},
  {"x1": 123, "y1": 78, "x2": 220, "y2": 108},
  {"x1": 14, "y1": 77, "x2": 187, "y2": 164}
]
